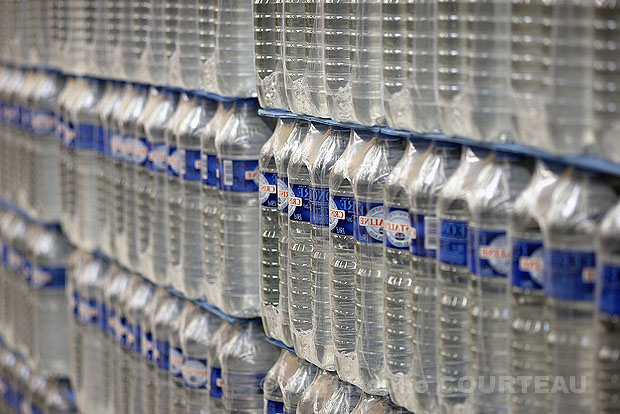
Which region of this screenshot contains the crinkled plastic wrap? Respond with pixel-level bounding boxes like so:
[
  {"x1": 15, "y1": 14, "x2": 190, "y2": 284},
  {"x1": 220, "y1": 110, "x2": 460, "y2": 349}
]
[
  {"x1": 321, "y1": 380, "x2": 362, "y2": 414},
  {"x1": 324, "y1": 0, "x2": 353, "y2": 122},
  {"x1": 283, "y1": 0, "x2": 309, "y2": 114},
  {"x1": 294, "y1": 369, "x2": 338, "y2": 414},
  {"x1": 283, "y1": 358, "x2": 319, "y2": 413},
  {"x1": 352, "y1": 132, "x2": 406, "y2": 395},
  {"x1": 199, "y1": 0, "x2": 218, "y2": 94},
  {"x1": 305, "y1": 0, "x2": 329, "y2": 118}
]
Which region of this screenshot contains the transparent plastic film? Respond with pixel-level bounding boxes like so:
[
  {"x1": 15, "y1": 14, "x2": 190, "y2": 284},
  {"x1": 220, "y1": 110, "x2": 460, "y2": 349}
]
[
  {"x1": 305, "y1": 0, "x2": 329, "y2": 118},
  {"x1": 294, "y1": 368, "x2": 337, "y2": 414},
  {"x1": 283, "y1": 0, "x2": 309, "y2": 115},
  {"x1": 176, "y1": 0, "x2": 201, "y2": 90},
  {"x1": 324, "y1": 0, "x2": 353, "y2": 122}
]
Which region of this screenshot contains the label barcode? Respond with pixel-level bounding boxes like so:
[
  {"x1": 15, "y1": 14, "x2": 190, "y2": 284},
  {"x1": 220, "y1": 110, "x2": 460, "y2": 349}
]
[
  {"x1": 223, "y1": 160, "x2": 233, "y2": 187},
  {"x1": 425, "y1": 216, "x2": 439, "y2": 250}
]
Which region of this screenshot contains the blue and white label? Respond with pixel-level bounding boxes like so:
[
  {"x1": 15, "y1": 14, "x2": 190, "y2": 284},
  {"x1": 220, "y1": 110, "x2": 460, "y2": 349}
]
[
  {"x1": 209, "y1": 366, "x2": 223, "y2": 399},
  {"x1": 123, "y1": 136, "x2": 135, "y2": 162},
  {"x1": 410, "y1": 213, "x2": 439, "y2": 257},
  {"x1": 156, "y1": 340, "x2": 170, "y2": 371},
  {"x1": 134, "y1": 137, "x2": 150, "y2": 166},
  {"x1": 384, "y1": 207, "x2": 410, "y2": 249},
  {"x1": 545, "y1": 249, "x2": 596, "y2": 301},
  {"x1": 99, "y1": 304, "x2": 108, "y2": 333},
  {"x1": 127, "y1": 324, "x2": 141, "y2": 354},
  {"x1": 310, "y1": 186, "x2": 330, "y2": 226},
  {"x1": 149, "y1": 142, "x2": 168, "y2": 172},
  {"x1": 20, "y1": 108, "x2": 32, "y2": 132},
  {"x1": 330, "y1": 195, "x2": 355, "y2": 235},
  {"x1": 110, "y1": 133, "x2": 124, "y2": 160},
  {"x1": 141, "y1": 331, "x2": 154, "y2": 361},
  {"x1": 76, "y1": 124, "x2": 95, "y2": 150},
  {"x1": 511, "y1": 239, "x2": 544, "y2": 290},
  {"x1": 289, "y1": 184, "x2": 310, "y2": 222},
  {"x1": 182, "y1": 358, "x2": 208, "y2": 389},
  {"x1": 469, "y1": 229, "x2": 510, "y2": 277},
  {"x1": 354, "y1": 202, "x2": 384, "y2": 243},
  {"x1": 170, "y1": 347, "x2": 183, "y2": 377},
  {"x1": 218, "y1": 159, "x2": 260, "y2": 192},
  {"x1": 260, "y1": 172, "x2": 278, "y2": 208},
  {"x1": 202, "y1": 153, "x2": 218, "y2": 187},
  {"x1": 63, "y1": 122, "x2": 76, "y2": 148},
  {"x1": 182, "y1": 149, "x2": 201, "y2": 181},
  {"x1": 31, "y1": 110, "x2": 56, "y2": 136},
  {"x1": 77, "y1": 298, "x2": 98, "y2": 325},
  {"x1": 598, "y1": 264, "x2": 620, "y2": 316},
  {"x1": 438, "y1": 219, "x2": 468, "y2": 266},
  {"x1": 277, "y1": 177, "x2": 289, "y2": 211},
  {"x1": 266, "y1": 400, "x2": 285, "y2": 414},
  {"x1": 30, "y1": 266, "x2": 66, "y2": 289},
  {"x1": 167, "y1": 146, "x2": 182, "y2": 177}
]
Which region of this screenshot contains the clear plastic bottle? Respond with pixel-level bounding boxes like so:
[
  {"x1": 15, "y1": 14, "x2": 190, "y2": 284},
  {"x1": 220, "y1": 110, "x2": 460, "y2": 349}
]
[
  {"x1": 273, "y1": 0, "x2": 289, "y2": 110},
  {"x1": 330, "y1": 128, "x2": 373, "y2": 384},
  {"x1": 296, "y1": 369, "x2": 342, "y2": 414},
  {"x1": 596, "y1": 200, "x2": 620, "y2": 414},
  {"x1": 208, "y1": 323, "x2": 237, "y2": 414},
  {"x1": 508, "y1": 160, "x2": 565, "y2": 414},
  {"x1": 305, "y1": 0, "x2": 329, "y2": 118},
  {"x1": 324, "y1": 0, "x2": 353, "y2": 122},
  {"x1": 436, "y1": 146, "x2": 491, "y2": 414},
  {"x1": 146, "y1": 87, "x2": 180, "y2": 285},
  {"x1": 182, "y1": 308, "x2": 223, "y2": 414},
  {"x1": 147, "y1": 0, "x2": 168, "y2": 85},
  {"x1": 263, "y1": 350, "x2": 290, "y2": 414},
  {"x1": 201, "y1": 102, "x2": 234, "y2": 308},
  {"x1": 199, "y1": 0, "x2": 218, "y2": 93},
  {"x1": 543, "y1": 168, "x2": 617, "y2": 414},
  {"x1": 350, "y1": 0, "x2": 385, "y2": 126},
  {"x1": 321, "y1": 380, "x2": 362, "y2": 414},
  {"x1": 119, "y1": 0, "x2": 137, "y2": 81},
  {"x1": 310, "y1": 126, "x2": 350, "y2": 369},
  {"x1": 170, "y1": 302, "x2": 197, "y2": 414},
  {"x1": 221, "y1": 322, "x2": 280, "y2": 414},
  {"x1": 164, "y1": 0, "x2": 180, "y2": 86},
  {"x1": 284, "y1": 363, "x2": 321, "y2": 414},
  {"x1": 283, "y1": 0, "x2": 307, "y2": 114},
  {"x1": 276, "y1": 120, "x2": 309, "y2": 347},
  {"x1": 215, "y1": 0, "x2": 257, "y2": 97},
  {"x1": 288, "y1": 122, "x2": 329, "y2": 361},
  {"x1": 176, "y1": 0, "x2": 200, "y2": 90},
  {"x1": 215, "y1": 100, "x2": 273, "y2": 317},
  {"x1": 467, "y1": 152, "x2": 533, "y2": 414},
  {"x1": 350, "y1": 393, "x2": 388, "y2": 414},
  {"x1": 381, "y1": 137, "x2": 432, "y2": 408},
  {"x1": 259, "y1": 117, "x2": 296, "y2": 339},
  {"x1": 254, "y1": 0, "x2": 278, "y2": 108},
  {"x1": 353, "y1": 132, "x2": 407, "y2": 395},
  {"x1": 179, "y1": 95, "x2": 217, "y2": 299},
  {"x1": 94, "y1": 0, "x2": 111, "y2": 78}
]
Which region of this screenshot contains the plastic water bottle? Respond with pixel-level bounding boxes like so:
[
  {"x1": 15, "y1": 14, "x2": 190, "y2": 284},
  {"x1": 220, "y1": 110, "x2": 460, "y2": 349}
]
[
  {"x1": 215, "y1": 0, "x2": 256, "y2": 97},
  {"x1": 321, "y1": 380, "x2": 362, "y2": 414},
  {"x1": 5, "y1": 213, "x2": 27, "y2": 349},
  {"x1": 436, "y1": 146, "x2": 491, "y2": 414},
  {"x1": 165, "y1": 92, "x2": 193, "y2": 289},
  {"x1": 179, "y1": 94, "x2": 217, "y2": 299},
  {"x1": 295, "y1": 370, "x2": 342, "y2": 414},
  {"x1": 94, "y1": 0, "x2": 110, "y2": 78},
  {"x1": 381, "y1": 137, "x2": 430, "y2": 407},
  {"x1": 176, "y1": 0, "x2": 201, "y2": 90},
  {"x1": 276, "y1": 120, "x2": 309, "y2": 347},
  {"x1": 508, "y1": 160, "x2": 564, "y2": 414},
  {"x1": 153, "y1": 293, "x2": 185, "y2": 414},
  {"x1": 254, "y1": 0, "x2": 277, "y2": 108},
  {"x1": 350, "y1": 0, "x2": 384, "y2": 126},
  {"x1": 543, "y1": 168, "x2": 617, "y2": 414},
  {"x1": 288, "y1": 122, "x2": 329, "y2": 361},
  {"x1": 119, "y1": 0, "x2": 137, "y2": 81},
  {"x1": 310, "y1": 126, "x2": 350, "y2": 369},
  {"x1": 436, "y1": 0, "x2": 471, "y2": 138},
  {"x1": 182, "y1": 308, "x2": 223, "y2": 414},
  {"x1": 546, "y1": 0, "x2": 595, "y2": 155},
  {"x1": 324, "y1": 0, "x2": 353, "y2": 122},
  {"x1": 164, "y1": 0, "x2": 180, "y2": 85},
  {"x1": 208, "y1": 322, "x2": 237, "y2": 414},
  {"x1": 201, "y1": 102, "x2": 233, "y2": 308},
  {"x1": 259, "y1": 117, "x2": 296, "y2": 339},
  {"x1": 216, "y1": 100, "x2": 273, "y2": 317},
  {"x1": 199, "y1": 0, "x2": 218, "y2": 93},
  {"x1": 263, "y1": 350, "x2": 291, "y2": 414},
  {"x1": 282, "y1": 0, "x2": 307, "y2": 115},
  {"x1": 305, "y1": 0, "x2": 329, "y2": 118},
  {"x1": 170, "y1": 302, "x2": 197, "y2": 414},
  {"x1": 353, "y1": 132, "x2": 407, "y2": 394},
  {"x1": 147, "y1": 0, "x2": 168, "y2": 85},
  {"x1": 273, "y1": 0, "x2": 288, "y2": 110},
  {"x1": 44, "y1": 378, "x2": 78, "y2": 414},
  {"x1": 221, "y1": 321, "x2": 280, "y2": 414},
  {"x1": 330, "y1": 128, "x2": 373, "y2": 384},
  {"x1": 146, "y1": 87, "x2": 180, "y2": 285},
  {"x1": 283, "y1": 362, "x2": 320, "y2": 414},
  {"x1": 468, "y1": 152, "x2": 533, "y2": 414},
  {"x1": 596, "y1": 200, "x2": 620, "y2": 414}
]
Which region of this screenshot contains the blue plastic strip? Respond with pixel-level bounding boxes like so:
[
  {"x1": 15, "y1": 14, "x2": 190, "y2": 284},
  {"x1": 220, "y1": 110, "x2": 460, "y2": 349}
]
[{"x1": 265, "y1": 337, "x2": 296, "y2": 354}]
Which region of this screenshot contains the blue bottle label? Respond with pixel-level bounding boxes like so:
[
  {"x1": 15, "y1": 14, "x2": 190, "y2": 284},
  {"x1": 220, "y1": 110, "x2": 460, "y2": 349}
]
[
  {"x1": 32, "y1": 405, "x2": 43, "y2": 414},
  {"x1": 277, "y1": 177, "x2": 289, "y2": 211},
  {"x1": 383, "y1": 207, "x2": 410, "y2": 250},
  {"x1": 202, "y1": 153, "x2": 218, "y2": 187},
  {"x1": 156, "y1": 340, "x2": 170, "y2": 371},
  {"x1": 134, "y1": 137, "x2": 150, "y2": 166},
  {"x1": 6, "y1": 248, "x2": 22, "y2": 272},
  {"x1": 99, "y1": 304, "x2": 107, "y2": 333},
  {"x1": 354, "y1": 201, "x2": 384, "y2": 243},
  {"x1": 182, "y1": 358, "x2": 208, "y2": 389},
  {"x1": 598, "y1": 264, "x2": 620, "y2": 316},
  {"x1": 545, "y1": 249, "x2": 596, "y2": 301},
  {"x1": 260, "y1": 172, "x2": 278, "y2": 208},
  {"x1": 149, "y1": 142, "x2": 168, "y2": 172},
  {"x1": 128, "y1": 324, "x2": 142, "y2": 354},
  {"x1": 110, "y1": 133, "x2": 124, "y2": 160},
  {"x1": 218, "y1": 159, "x2": 260, "y2": 192},
  {"x1": 95, "y1": 126, "x2": 105, "y2": 154},
  {"x1": 4, "y1": 105, "x2": 19, "y2": 126},
  {"x1": 438, "y1": 219, "x2": 468, "y2": 266},
  {"x1": 511, "y1": 239, "x2": 544, "y2": 290},
  {"x1": 310, "y1": 186, "x2": 330, "y2": 226},
  {"x1": 209, "y1": 366, "x2": 223, "y2": 399},
  {"x1": 30, "y1": 266, "x2": 66, "y2": 289},
  {"x1": 31, "y1": 110, "x2": 56, "y2": 136},
  {"x1": 119, "y1": 316, "x2": 129, "y2": 346},
  {"x1": 469, "y1": 228, "x2": 510, "y2": 277},
  {"x1": 170, "y1": 347, "x2": 184, "y2": 377},
  {"x1": 77, "y1": 298, "x2": 98, "y2": 325},
  {"x1": 142, "y1": 330, "x2": 154, "y2": 361},
  {"x1": 267, "y1": 400, "x2": 285, "y2": 414},
  {"x1": 167, "y1": 146, "x2": 182, "y2": 177},
  {"x1": 330, "y1": 198, "x2": 355, "y2": 235},
  {"x1": 289, "y1": 184, "x2": 311, "y2": 222},
  {"x1": 63, "y1": 122, "x2": 76, "y2": 148},
  {"x1": 123, "y1": 136, "x2": 135, "y2": 163},
  {"x1": 108, "y1": 310, "x2": 117, "y2": 338},
  {"x1": 182, "y1": 149, "x2": 201, "y2": 181},
  {"x1": 75, "y1": 124, "x2": 95, "y2": 150},
  {"x1": 20, "y1": 107, "x2": 32, "y2": 132},
  {"x1": 410, "y1": 213, "x2": 439, "y2": 258}
]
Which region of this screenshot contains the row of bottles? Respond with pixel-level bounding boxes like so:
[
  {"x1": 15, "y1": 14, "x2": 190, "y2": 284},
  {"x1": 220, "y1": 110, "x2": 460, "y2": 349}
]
[
  {"x1": 258, "y1": 117, "x2": 620, "y2": 414},
  {"x1": 253, "y1": 0, "x2": 620, "y2": 160},
  {"x1": 0, "y1": 0, "x2": 257, "y2": 97},
  {"x1": 67, "y1": 250, "x2": 279, "y2": 414}
]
